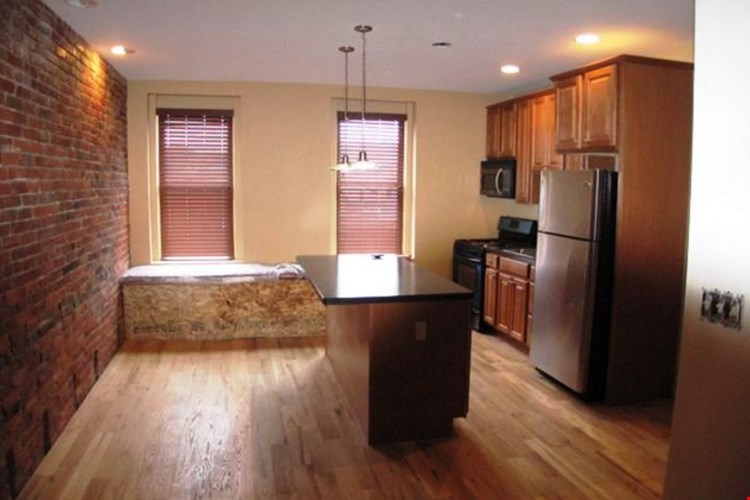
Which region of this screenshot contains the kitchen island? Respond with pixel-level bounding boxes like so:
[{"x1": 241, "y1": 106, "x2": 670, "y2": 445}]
[{"x1": 297, "y1": 254, "x2": 473, "y2": 444}]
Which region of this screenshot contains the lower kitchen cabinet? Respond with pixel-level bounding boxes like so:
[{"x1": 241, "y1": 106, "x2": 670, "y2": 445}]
[
  {"x1": 527, "y1": 265, "x2": 535, "y2": 346},
  {"x1": 484, "y1": 253, "x2": 532, "y2": 344},
  {"x1": 507, "y1": 275, "x2": 528, "y2": 342},
  {"x1": 483, "y1": 265, "x2": 499, "y2": 326}
]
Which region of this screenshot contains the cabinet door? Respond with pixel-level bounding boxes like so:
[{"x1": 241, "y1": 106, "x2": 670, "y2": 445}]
[
  {"x1": 508, "y1": 278, "x2": 528, "y2": 343},
  {"x1": 515, "y1": 98, "x2": 532, "y2": 203},
  {"x1": 486, "y1": 102, "x2": 517, "y2": 159},
  {"x1": 526, "y1": 279, "x2": 535, "y2": 346},
  {"x1": 544, "y1": 94, "x2": 563, "y2": 170},
  {"x1": 555, "y1": 75, "x2": 582, "y2": 151},
  {"x1": 582, "y1": 64, "x2": 618, "y2": 150},
  {"x1": 498, "y1": 102, "x2": 517, "y2": 158},
  {"x1": 496, "y1": 274, "x2": 513, "y2": 334},
  {"x1": 530, "y1": 92, "x2": 562, "y2": 204},
  {"x1": 531, "y1": 92, "x2": 560, "y2": 169},
  {"x1": 486, "y1": 105, "x2": 501, "y2": 158},
  {"x1": 483, "y1": 267, "x2": 498, "y2": 326}
]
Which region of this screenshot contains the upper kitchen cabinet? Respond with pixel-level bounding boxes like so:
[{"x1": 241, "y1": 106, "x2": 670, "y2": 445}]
[
  {"x1": 486, "y1": 91, "x2": 558, "y2": 204},
  {"x1": 553, "y1": 76, "x2": 582, "y2": 151},
  {"x1": 582, "y1": 65, "x2": 618, "y2": 149},
  {"x1": 514, "y1": 98, "x2": 532, "y2": 203},
  {"x1": 552, "y1": 63, "x2": 617, "y2": 152},
  {"x1": 531, "y1": 91, "x2": 561, "y2": 170},
  {"x1": 486, "y1": 102, "x2": 516, "y2": 159},
  {"x1": 518, "y1": 90, "x2": 561, "y2": 204}
]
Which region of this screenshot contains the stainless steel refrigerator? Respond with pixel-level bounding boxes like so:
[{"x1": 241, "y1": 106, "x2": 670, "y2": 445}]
[{"x1": 530, "y1": 169, "x2": 617, "y2": 399}]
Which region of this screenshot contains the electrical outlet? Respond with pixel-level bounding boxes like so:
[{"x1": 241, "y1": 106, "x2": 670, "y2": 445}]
[
  {"x1": 700, "y1": 288, "x2": 743, "y2": 330},
  {"x1": 415, "y1": 321, "x2": 427, "y2": 342}
]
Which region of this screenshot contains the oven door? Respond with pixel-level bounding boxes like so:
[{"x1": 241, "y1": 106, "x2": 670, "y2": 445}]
[{"x1": 452, "y1": 253, "x2": 485, "y2": 331}]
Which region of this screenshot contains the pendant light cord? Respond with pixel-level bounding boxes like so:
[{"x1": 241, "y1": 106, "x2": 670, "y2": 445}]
[
  {"x1": 345, "y1": 48, "x2": 350, "y2": 121},
  {"x1": 337, "y1": 46, "x2": 354, "y2": 167},
  {"x1": 354, "y1": 25, "x2": 373, "y2": 161},
  {"x1": 361, "y1": 27, "x2": 367, "y2": 137},
  {"x1": 338, "y1": 46, "x2": 354, "y2": 122}
]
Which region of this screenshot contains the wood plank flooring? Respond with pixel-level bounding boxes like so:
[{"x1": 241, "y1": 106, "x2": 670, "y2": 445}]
[{"x1": 19, "y1": 332, "x2": 672, "y2": 499}]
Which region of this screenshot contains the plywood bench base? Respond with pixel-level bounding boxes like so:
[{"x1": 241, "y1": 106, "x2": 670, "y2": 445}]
[{"x1": 122, "y1": 266, "x2": 325, "y2": 340}]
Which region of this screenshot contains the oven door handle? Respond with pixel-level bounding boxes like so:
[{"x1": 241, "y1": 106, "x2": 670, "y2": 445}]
[
  {"x1": 495, "y1": 169, "x2": 502, "y2": 194},
  {"x1": 454, "y1": 255, "x2": 483, "y2": 265}
]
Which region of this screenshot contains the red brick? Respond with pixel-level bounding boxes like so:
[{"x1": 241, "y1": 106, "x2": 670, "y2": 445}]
[
  {"x1": 0, "y1": 0, "x2": 129, "y2": 496},
  {"x1": 0, "y1": 106, "x2": 26, "y2": 124},
  {"x1": 0, "y1": 76, "x2": 15, "y2": 93}
]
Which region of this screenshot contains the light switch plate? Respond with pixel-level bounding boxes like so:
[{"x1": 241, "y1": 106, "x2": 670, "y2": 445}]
[{"x1": 700, "y1": 288, "x2": 743, "y2": 330}]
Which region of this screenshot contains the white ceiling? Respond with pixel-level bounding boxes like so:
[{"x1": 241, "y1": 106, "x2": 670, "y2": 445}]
[{"x1": 41, "y1": 0, "x2": 695, "y2": 95}]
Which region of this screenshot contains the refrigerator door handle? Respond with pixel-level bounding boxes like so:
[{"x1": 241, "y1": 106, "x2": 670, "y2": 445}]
[{"x1": 584, "y1": 178, "x2": 598, "y2": 238}]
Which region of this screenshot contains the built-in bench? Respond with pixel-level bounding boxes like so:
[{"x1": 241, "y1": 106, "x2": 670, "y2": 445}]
[{"x1": 121, "y1": 263, "x2": 325, "y2": 340}]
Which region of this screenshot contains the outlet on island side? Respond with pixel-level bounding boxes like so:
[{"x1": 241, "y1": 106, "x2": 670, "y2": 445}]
[
  {"x1": 415, "y1": 321, "x2": 427, "y2": 342},
  {"x1": 700, "y1": 288, "x2": 744, "y2": 330}
]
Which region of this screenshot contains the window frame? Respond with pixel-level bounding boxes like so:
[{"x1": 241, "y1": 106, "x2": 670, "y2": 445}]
[
  {"x1": 335, "y1": 111, "x2": 408, "y2": 255},
  {"x1": 146, "y1": 94, "x2": 242, "y2": 263},
  {"x1": 156, "y1": 108, "x2": 235, "y2": 261}
]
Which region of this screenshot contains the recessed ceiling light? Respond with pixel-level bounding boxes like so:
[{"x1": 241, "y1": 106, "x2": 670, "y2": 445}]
[
  {"x1": 64, "y1": 0, "x2": 99, "y2": 7},
  {"x1": 432, "y1": 41, "x2": 452, "y2": 48},
  {"x1": 575, "y1": 33, "x2": 600, "y2": 45},
  {"x1": 110, "y1": 45, "x2": 134, "y2": 56},
  {"x1": 500, "y1": 64, "x2": 520, "y2": 75}
]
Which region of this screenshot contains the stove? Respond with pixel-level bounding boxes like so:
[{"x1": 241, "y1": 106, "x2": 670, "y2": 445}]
[
  {"x1": 453, "y1": 238, "x2": 533, "y2": 259},
  {"x1": 452, "y1": 216, "x2": 537, "y2": 331}
]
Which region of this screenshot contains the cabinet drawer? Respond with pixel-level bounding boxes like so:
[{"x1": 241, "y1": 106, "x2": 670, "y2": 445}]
[
  {"x1": 486, "y1": 253, "x2": 500, "y2": 269},
  {"x1": 499, "y1": 257, "x2": 529, "y2": 278}
]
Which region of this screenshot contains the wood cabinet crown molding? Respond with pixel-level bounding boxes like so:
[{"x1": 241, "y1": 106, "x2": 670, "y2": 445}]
[
  {"x1": 549, "y1": 54, "x2": 693, "y2": 82},
  {"x1": 486, "y1": 87, "x2": 557, "y2": 108}
]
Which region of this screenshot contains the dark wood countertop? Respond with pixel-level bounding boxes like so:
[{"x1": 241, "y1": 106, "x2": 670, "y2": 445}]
[{"x1": 297, "y1": 254, "x2": 473, "y2": 305}]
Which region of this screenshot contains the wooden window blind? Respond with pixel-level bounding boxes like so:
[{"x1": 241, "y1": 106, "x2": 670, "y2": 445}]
[
  {"x1": 157, "y1": 108, "x2": 234, "y2": 260},
  {"x1": 337, "y1": 112, "x2": 406, "y2": 254}
]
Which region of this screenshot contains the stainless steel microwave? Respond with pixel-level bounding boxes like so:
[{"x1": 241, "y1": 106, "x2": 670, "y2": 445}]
[{"x1": 480, "y1": 159, "x2": 516, "y2": 198}]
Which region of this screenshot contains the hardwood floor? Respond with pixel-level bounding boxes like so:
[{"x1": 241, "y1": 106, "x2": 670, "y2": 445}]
[{"x1": 19, "y1": 332, "x2": 672, "y2": 499}]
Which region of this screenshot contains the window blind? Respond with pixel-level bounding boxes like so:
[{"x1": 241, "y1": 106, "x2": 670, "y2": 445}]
[
  {"x1": 337, "y1": 113, "x2": 406, "y2": 254},
  {"x1": 157, "y1": 109, "x2": 234, "y2": 260}
]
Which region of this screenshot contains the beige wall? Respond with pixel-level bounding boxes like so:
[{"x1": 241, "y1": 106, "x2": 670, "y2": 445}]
[
  {"x1": 664, "y1": 0, "x2": 750, "y2": 497},
  {"x1": 128, "y1": 80, "x2": 538, "y2": 277}
]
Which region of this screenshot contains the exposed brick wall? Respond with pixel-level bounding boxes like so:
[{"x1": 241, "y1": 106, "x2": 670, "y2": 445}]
[{"x1": 0, "y1": 0, "x2": 129, "y2": 497}]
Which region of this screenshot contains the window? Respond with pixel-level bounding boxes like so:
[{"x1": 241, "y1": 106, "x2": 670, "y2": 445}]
[
  {"x1": 157, "y1": 108, "x2": 234, "y2": 260},
  {"x1": 336, "y1": 112, "x2": 406, "y2": 254}
]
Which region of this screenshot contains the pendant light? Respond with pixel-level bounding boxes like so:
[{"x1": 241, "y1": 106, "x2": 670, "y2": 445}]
[
  {"x1": 330, "y1": 45, "x2": 355, "y2": 171},
  {"x1": 350, "y1": 25, "x2": 376, "y2": 170}
]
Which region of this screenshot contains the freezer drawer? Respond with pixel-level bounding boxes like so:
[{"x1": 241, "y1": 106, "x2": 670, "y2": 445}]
[{"x1": 530, "y1": 232, "x2": 598, "y2": 393}]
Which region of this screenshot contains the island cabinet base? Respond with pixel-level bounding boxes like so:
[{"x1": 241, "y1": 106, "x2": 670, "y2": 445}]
[{"x1": 326, "y1": 299, "x2": 472, "y2": 444}]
